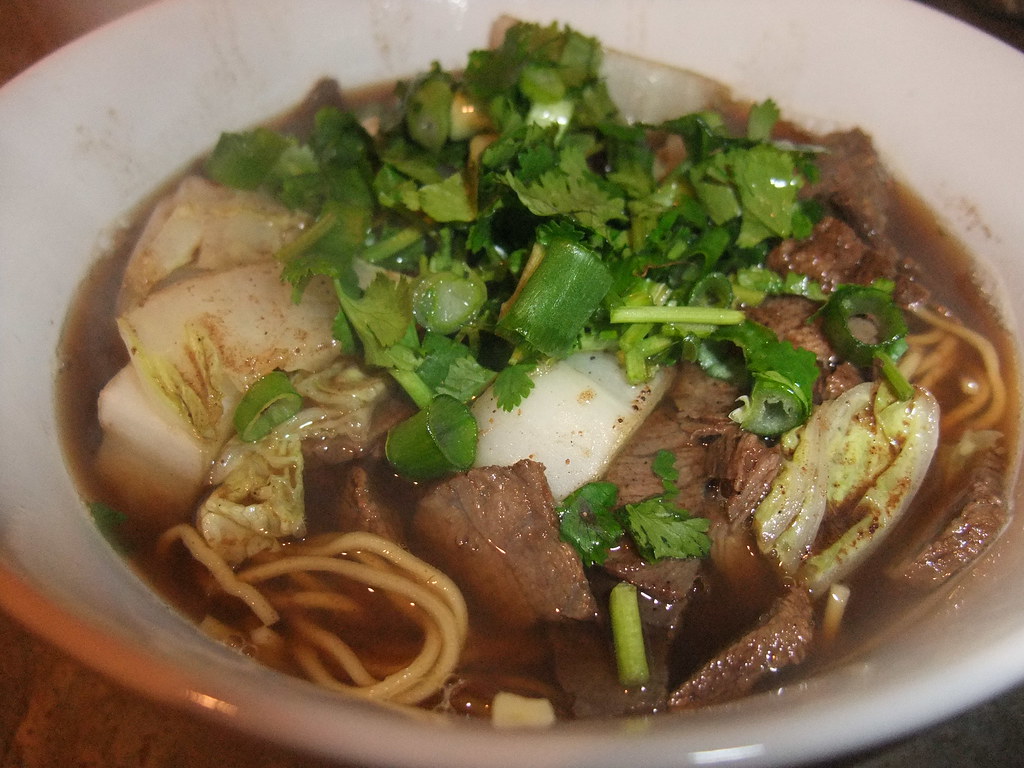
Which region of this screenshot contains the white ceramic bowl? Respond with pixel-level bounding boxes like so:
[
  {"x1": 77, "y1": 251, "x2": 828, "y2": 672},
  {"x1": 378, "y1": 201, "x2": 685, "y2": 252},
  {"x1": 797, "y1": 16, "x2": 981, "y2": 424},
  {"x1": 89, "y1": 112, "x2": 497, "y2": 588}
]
[{"x1": 2, "y1": 1, "x2": 1024, "y2": 765}]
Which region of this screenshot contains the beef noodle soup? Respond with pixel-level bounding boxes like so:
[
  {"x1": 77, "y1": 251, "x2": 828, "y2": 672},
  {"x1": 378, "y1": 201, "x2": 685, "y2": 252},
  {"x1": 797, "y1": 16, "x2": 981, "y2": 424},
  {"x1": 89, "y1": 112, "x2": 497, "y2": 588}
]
[{"x1": 56, "y1": 21, "x2": 1019, "y2": 723}]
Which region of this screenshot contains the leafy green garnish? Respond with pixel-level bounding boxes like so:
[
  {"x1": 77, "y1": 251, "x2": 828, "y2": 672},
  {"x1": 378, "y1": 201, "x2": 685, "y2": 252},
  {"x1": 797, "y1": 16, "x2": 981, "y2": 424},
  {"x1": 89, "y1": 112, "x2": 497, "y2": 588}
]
[
  {"x1": 205, "y1": 21, "x2": 827, "y2": 476},
  {"x1": 491, "y1": 362, "x2": 537, "y2": 411},
  {"x1": 622, "y1": 449, "x2": 711, "y2": 561},
  {"x1": 557, "y1": 449, "x2": 711, "y2": 565},
  {"x1": 699, "y1": 320, "x2": 819, "y2": 436},
  {"x1": 206, "y1": 127, "x2": 291, "y2": 190},
  {"x1": 557, "y1": 481, "x2": 623, "y2": 566},
  {"x1": 624, "y1": 497, "x2": 712, "y2": 561}
]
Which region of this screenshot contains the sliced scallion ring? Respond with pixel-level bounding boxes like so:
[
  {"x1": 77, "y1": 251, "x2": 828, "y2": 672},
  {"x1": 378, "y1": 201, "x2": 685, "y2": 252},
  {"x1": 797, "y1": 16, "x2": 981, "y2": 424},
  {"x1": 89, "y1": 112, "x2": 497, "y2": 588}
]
[
  {"x1": 819, "y1": 284, "x2": 908, "y2": 369},
  {"x1": 233, "y1": 370, "x2": 302, "y2": 443}
]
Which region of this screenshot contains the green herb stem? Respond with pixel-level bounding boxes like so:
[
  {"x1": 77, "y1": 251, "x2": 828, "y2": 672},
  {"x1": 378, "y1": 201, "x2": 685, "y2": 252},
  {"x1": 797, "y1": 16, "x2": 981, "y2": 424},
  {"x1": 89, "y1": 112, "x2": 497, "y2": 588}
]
[
  {"x1": 274, "y1": 210, "x2": 338, "y2": 264},
  {"x1": 361, "y1": 227, "x2": 424, "y2": 264},
  {"x1": 609, "y1": 582, "x2": 649, "y2": 687},
  {"x1": 610, "y1": 306, "x2": 745, "y2": 326},
  {"x1": 389, "y1": 368, "x2": 435, "y2": 410},
  {"x1": 875, "y1": 351, "x2": 914, "y2": 402}
]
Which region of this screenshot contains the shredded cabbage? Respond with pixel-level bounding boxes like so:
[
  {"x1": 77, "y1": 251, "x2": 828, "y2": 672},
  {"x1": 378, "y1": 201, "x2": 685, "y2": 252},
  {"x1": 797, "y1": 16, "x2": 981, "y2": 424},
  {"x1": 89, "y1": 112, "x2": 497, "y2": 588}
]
[
  {"x1": 754, "y1": 381, "x2": 939, "y2": 593},
  {"x1": 287, "y1": 361, "x2": 390, "y2": 445},
  {"x1": 198, "y1": 436, "x2": 305, "y2": 565}
]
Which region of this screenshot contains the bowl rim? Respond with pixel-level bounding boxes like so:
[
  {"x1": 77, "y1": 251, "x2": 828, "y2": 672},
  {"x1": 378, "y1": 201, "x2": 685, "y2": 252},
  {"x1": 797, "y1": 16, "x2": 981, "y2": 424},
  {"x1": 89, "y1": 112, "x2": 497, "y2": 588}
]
[{"x1": 3, "y1": 1, "x2": 1024, "y2": 766}]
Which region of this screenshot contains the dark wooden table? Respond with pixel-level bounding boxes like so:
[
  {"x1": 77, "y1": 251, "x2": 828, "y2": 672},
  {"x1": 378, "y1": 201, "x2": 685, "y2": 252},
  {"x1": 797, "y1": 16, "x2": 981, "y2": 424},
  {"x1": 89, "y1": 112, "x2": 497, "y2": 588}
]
[{"x1": 2, "y1": 1, "x2": 1023, "y2": 766}]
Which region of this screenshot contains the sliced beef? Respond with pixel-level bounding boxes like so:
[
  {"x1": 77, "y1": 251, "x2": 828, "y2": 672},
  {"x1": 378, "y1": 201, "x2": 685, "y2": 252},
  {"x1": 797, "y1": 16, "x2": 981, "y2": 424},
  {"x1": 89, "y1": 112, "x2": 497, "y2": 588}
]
[
  {"x1": 747, "y1": 295, "x2": 832, "y2": 360},
  {"x1": 603, "y1": 542, "x2": 701, "y2": 603},
  {"x1": 806, "y1": 129, "x2": 893, "y2": 240},
  {"x1": 671, "y1": 366, "x2": 781, "y2": 528},
  {"x1": 413, "y1": 460, "x2": 597, "y2": 627},
  {"x1": 899, "y1": 441, "x2": 1008, "y2": 587},
  {"x1": 801, "y1": 127, "x2": 933, "y2": 307},
  {"x1": 612, "y1": 362, "x2": 783, "y2": 530},
  {"x1": 607, "y1": 361, "x2": 781, "y2": 586},
  {"x1": 821, "y1": 361, "x2": 864, "y2": 401},
  {"x1": 670, "y1": 362, "x2": 740, "y2": 423},
  {"x1": 702, "y1": 425, "x2": 782, "y2": 524},
  {"x1": 767, "y1": 214, "x2": 928, "y2": 310},
  {"x1": 602, "y1": 401, "x2": 709, "y2": 510},
  {"x1": 668, "y1": 587, "x2": 814, "y2": 709},
  {"x1": 548, "y1": 620, "x2": 671, "y2": 718},
  {"x1": 767, "y1": 216, "x2": 895, "y2": 295},
  {"x1": 336, "y1": 462, "x2": 408, "y2": 546}
]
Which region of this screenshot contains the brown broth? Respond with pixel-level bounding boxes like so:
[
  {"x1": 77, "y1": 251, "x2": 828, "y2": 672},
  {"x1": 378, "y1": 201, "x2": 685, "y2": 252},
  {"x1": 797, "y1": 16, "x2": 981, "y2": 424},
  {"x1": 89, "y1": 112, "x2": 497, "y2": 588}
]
[{"x1": 55, "y1": 83, "x2": 1020, "y2": 718}]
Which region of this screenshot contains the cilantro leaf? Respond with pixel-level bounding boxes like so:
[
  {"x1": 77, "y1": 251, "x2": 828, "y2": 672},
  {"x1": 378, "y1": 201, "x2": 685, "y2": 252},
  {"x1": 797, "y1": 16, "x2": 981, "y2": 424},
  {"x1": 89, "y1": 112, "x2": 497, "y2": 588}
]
[
  {"x1": 418, "y1": 172, "x2": 476, "y2": 222},
  {"x1": 206, "y1": 127, "x2": 290, "y2": 190},
  {"x1": 556, "y1": 481, "x2": 622, "y2": 566},
  {"x1": 731, "y1": 144, "x2": 801, "y2": 246},
  {"x1": 337, "y1": 273, "x2": 414, "y2": 363},
  {"x1": 623, "y1": 449, "x2": 711, "y2": 561},
  {"x1": 491, "y1": 362, "x2": 536, "y2": 411},
  {"x1": 650, "y1": 449, "x2": 679, "y2": 496},
  {"x1": 557, "y1": 449, "x2": 711, "y2": 566},
  {"x1": 746, "y1": 99, "x2": 780, "y2": 142},
  {"x1": 416, "y1": 332, "x2": 495, "y2": 402},
  {"x1": 502, "y1": 160, "x2": 625, "y2": 237},
  {"x1": 623, "y1": 498, "x2": 711, "y2": 561}
]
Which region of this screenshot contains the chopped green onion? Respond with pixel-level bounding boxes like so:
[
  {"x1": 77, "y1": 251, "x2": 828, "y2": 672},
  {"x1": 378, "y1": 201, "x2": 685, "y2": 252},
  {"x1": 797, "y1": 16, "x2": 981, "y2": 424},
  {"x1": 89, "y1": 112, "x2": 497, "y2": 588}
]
[
  {"x1": 497, "y1": 238, "x2": 613, "y2": 358},
  {"x1": 610, "y1": 306, "x2": 745, "y2": 326},
  {"x1": 702, "y1": 320, "x2": 819, "y2": 437},
  {"x1": 819, "y1": 284, "x2": 908, "y2": 368},
  {"x1": 733, "y1": 372, "x2": 812, "y2": 437},
  {"x1": 413, "y1": 271, "x2": 487, "y2": 334},
  {"x1": 385, "y1": 394, "x2": 477, "y2": 479},
  {"x1": 688, "y1": 272, "x2": 734, "y2": 308},
  {"x1": 609, "y1": 582, "x2": 649, "y2": 687},
  {"x1": 406, "y1": 70, "x2": 454, "y2": 154},
  {"x1": 233, "y1": 371, "x2": 303, "y2": 443}
]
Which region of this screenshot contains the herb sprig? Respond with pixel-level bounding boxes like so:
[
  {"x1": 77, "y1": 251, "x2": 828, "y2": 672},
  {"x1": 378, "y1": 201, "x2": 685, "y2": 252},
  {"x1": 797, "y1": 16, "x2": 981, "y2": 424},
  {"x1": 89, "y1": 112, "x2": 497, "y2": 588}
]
[
  {"x1": 205, "y1": 21, "x2": 824, "y2": 477},
  {"x1": 556, "y1": 449, "x2": 711, "y2": 565}
]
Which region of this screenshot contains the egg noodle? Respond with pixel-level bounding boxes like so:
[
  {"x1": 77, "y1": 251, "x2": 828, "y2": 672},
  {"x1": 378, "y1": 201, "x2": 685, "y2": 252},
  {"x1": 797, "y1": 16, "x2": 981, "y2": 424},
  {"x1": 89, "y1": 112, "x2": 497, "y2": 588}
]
[
  {"x1": 159, "y1": 525, "x2": 467, "y2": 705},
  {"x1": 903, "y1": 305, "x2": 1007, "y2": 432}
]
